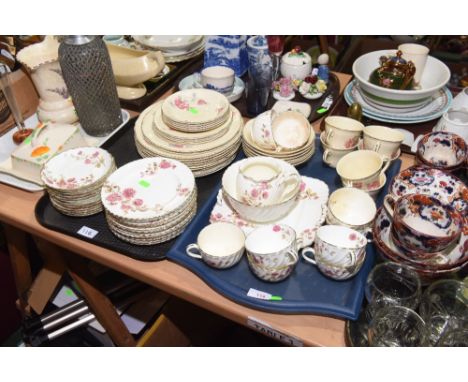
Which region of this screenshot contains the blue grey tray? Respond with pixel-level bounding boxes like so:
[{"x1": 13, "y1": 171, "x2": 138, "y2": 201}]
[{"x1": 167, "y1": 137, "x2": 402, "y2": 320}]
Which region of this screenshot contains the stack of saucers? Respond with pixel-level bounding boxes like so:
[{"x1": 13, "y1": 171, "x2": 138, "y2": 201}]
[
  {"x1": 242, "y1": 110, "x2": 315, "y2": 166},
  {"x1": 101, "y1": 157, "x2": 196, "y2": 245},
  {"x1": 40, "y1": 147, "x2": 116, "y2": 217},
  {"x1": 134, "y1": 89, "x2": 243, "y2": 177},
  {"x1": 131, "y1": 35, "x2": 205, "y2": 63}
]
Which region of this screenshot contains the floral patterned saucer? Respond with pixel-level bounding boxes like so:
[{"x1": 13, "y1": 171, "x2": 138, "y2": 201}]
[
  {"x1": 161, "y1": 89, "x2": 230, "y2": 129},
  {"x1": 101, "y1": 157, "x2": 195, "y2": 220},
  {"x1": 388, "y1": 165, "x2": 468, "y2": 215},
  {"x1": 210, "y1": 176, "x2": 329, "y2": 249},
  {"x1": 41, "y1": 147, "x2": 114, "y2": 190}
]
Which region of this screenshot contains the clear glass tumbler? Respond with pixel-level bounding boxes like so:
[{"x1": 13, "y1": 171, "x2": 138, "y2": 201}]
[{"x1": 245, "y1": 63, "x2": 272, "y2": 117}]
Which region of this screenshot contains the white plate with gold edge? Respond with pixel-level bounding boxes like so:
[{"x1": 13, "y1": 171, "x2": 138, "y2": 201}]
[
  {"x1": 153, "y1": 102, "x2": 232, "y2": 142},
  {"x1": 242, "y1": 140, "x2": 315, "y2": 159},
  {"x1": 136, "y1": 133, "x2": 241, "y2": 161},
  {"x1": 107, "y1": 208, "x2": 197, "y2": 245},
  {"x1": 104, "y1": 186, "x2": 197, "y2": 224},
  {"x1": 210, "y1": 176, "x2": 328, "y2": 249},
  {"x1": 136, "y1": 137, "x2": 241, "y2": 164},
  {"x1": 106, "y1": 203, "x2": 196, "y2": 236},
  {"x1": 101, "y1": 157, "x2": 195, "y2": 220},
  {"x1": 242, "y1": 145, "x2": 315, "y2": 167},
  {"x1": 161, "y1": 89, "x2": 230, "y2": 127},
  {"x1": 137, "y1": 103, "x2": 240, "y2": 153},
  {"x1": 136, "y1": 107, "x2": 242, "y2": 154},
  {"x1": 106, "y1": 206, "x2": 196, "y2": 236},
  {"x1": 41, "y1": 148, "x2": 114, "y2": 191}
]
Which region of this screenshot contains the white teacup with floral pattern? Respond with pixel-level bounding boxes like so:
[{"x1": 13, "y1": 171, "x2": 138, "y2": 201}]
[
  {"x1": 250, "y1": 110, "x2": 277, "y2": 150},
  {"x1": 324, "y1": 116, "x2": 364, "y2": 149},
  {"x1": 236, "y1": 157, "x2": 301, "y2": 206},
  {"x1": 302, "y1": 225, "x2": 367, "y2": 280},
  {"x1": 245, "y1": 224, "x2": 299, "y2": 270},
  {"x1": 363, "y1": 125, "x2": 404, "y2": 160},
  {"x1": 336, "y1": 150, "x2": 390, "y2": 191},
  {"x1": 186, "y1": 222, "x2": 245, "y2": 269}
]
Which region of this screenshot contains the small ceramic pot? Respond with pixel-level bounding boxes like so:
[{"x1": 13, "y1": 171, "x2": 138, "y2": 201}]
[
  {"x1": 384, "y1": 194, "x2": 463, "y2": 256},
  {"x1": 416, "y1": 131, "x2": 467, "y2": 172},
  {"x1": 271, "y1": 111, "x2": 310, "y2": 150},
  {"x1": 363, "y1": 125, "x2": 404, "y2": 160},
  {"x1": 324, "y1": 116, "x2": 364, "y2": 149},
  {"x1": 201, "y1": 65, "x2": 235, "y2": 95},
  {"x1": 451, "y1": 87, "x2": 468, "y2": 110},
  {"x1": 250, "y1": 110, "x2": 276, "y2": 150},
  {"x1": 280, "y1": 50, "x2": 312, "y2": 81},
  {"x1": 245, "y1": 224, "x2": 299, "y2": 282},
  {"x1": 320, "y1": 132, "x2": 358, "y2": 168},
  {"x1": 236, "y1": 157, "x2": 301, "y2": 206},
  {"x1": 336, "y1": 150, "x2": 390, "y2": 190},
  {"x1": 301, "y1": 225, "x2": 367, "y2": 280},
  {"x1": 434, "y1": 109, "x2": 468, "y2": 143},
  {"x1": 186, "y1": 222, "x2": 245, "y2": 269},
  {"x1": 327, "y1": 187, "x2": 377, "y2": 237}
]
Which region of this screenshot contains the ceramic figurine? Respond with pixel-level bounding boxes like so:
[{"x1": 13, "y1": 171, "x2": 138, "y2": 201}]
[
  {"x1": 317, "y1": 53, "x2": 330, "y2": 83},
  {"x1": 272, "y1": 77, "x2": 295, "y2": 101},
  {"x1": 369, "y1": 50, "x2": 416, "y2": 90},
  {"x1": 203, "y1": 35, "x2": 249, "y2": 77},
  {"x1": 298, "y1": 74, "x2": 327, "y2": 100}
]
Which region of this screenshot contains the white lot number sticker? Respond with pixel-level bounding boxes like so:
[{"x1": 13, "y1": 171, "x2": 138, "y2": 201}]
[
  {"x1": 77, "y1": 226, "x2": 99, "y2": 239},
  {"x1": 247, "y1": 316, "x2": 303, "y2": 347}
]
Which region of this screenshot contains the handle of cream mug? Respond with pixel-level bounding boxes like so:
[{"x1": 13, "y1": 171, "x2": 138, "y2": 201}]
[
  {"x1": 186, "y1": 243, "x2": 202, "y2": 259},
  {"x1": 148, "y1": 51, "x2": 165, "y2": 71},
  {"x1": 285, "y1": 249, "x2": 299, "y2": 266},
  {"x1": 381, "y1": 157, "x2": 391, "y2": 174},
  {"x1": 373, "y1": 141, "x2": 382, "y2": 152},
  {"x1": 322, "y1": 149, "x2": 330, "y2": 163},
  {"x1": 326, "y1": 129, "x2": 334, "y2": 143},
  {"x1": 383, "y1": 194, "x2": 397, "y2": 218},
  {"x1": 301, "y1": 247, "x2": 317, "y2": 265},
  {"x1": 280, "y1": 173, "x2": 302, "y2": 201}
]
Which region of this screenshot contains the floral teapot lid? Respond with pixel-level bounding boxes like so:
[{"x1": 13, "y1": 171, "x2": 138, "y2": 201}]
[{"x1": 281, "y1": 46, "x2": 312, "y2": 66}]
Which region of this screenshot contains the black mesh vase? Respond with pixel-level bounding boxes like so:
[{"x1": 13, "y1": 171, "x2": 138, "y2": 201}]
[{"x1": 58, "y1": 36, "x2": 122, "y2": 136}]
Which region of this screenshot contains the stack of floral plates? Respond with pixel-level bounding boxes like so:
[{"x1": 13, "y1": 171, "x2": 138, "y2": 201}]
[
  {"x1": 40, "y1": 148, "x2": 116, "y2": 217},
  {"x1": 242, "y1": 119, "x2": 315, "y2": 166},
  {"x1": 134, "y1": 89, "x2": 243, "y2": 177},
  {"x1": 101, "y1": 157, "x2": 196, "y2": 245},
  {"x1": 131, "y1": 35, "x2": 205, "y2": 63}
]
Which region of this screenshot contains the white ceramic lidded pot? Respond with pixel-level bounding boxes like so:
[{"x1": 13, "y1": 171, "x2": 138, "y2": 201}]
[{"x1": 280, "y1": 48, "x2": 312, "y2": 81}]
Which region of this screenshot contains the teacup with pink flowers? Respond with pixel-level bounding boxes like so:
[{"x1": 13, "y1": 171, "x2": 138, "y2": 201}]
[{"x1": 236, "y1": 157, "x2": 301, "y2": 207}]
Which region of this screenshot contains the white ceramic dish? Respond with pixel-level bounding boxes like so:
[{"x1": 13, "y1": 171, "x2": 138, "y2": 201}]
[
  {"x1": 0, "y1": 110, "x2": 130, "y2": 191},
  {"x1": 211, "y1": 176, "x2": 329, "y2": 249},
  {"x1": 131, "y1": 35, "x2": 203, "y2": 51},
  {"x1": 352, "y1": 50, "x2": 450, "y2": 108}
]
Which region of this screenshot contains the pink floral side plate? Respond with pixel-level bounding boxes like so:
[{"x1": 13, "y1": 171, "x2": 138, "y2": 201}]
[
  {"x1": 41, "y1": 147, "x2": 114, "y2": 190},
  {"x1": 101, "y1": 157, "x2": 195, "y2": 220}
]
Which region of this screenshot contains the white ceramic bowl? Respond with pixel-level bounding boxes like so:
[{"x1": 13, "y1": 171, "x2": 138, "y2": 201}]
[
  {"x1": 352, "y1": 50, "x2": 450, "y2": 109},
  {"x1": 222, "y1": 158, "x2": 300, "y2": 223}
]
